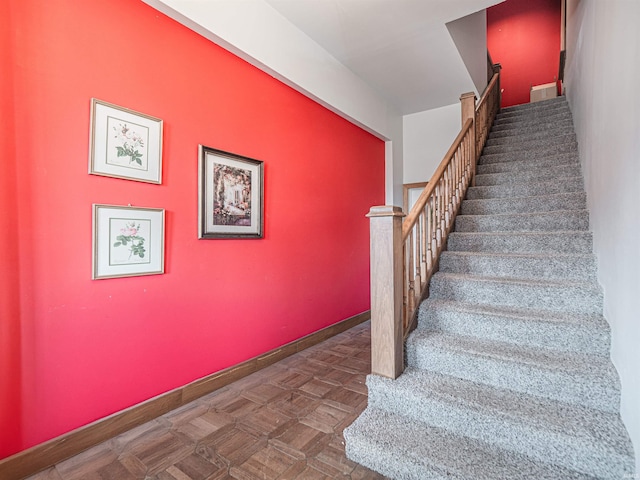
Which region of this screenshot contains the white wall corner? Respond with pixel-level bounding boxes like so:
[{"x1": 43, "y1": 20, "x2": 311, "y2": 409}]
[
  {"x1": 402, "y1": 103, "x2": 461, "y2": 185},
  {"x1": 446, "y1": 9, "x2": 489, "y2": 96},
  {"x1": 141, "y1": 0, "x2": 395, "y2": 141}
]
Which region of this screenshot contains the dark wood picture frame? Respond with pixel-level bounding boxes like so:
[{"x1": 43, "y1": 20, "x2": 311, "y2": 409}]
[{"x1": 198, "y1": 145, "x2": 264, "y2": 239}]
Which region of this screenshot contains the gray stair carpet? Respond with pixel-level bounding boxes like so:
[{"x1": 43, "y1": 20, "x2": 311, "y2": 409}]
[{"x1": 344, "y1": 96, "x2": 635, "y2": 479}]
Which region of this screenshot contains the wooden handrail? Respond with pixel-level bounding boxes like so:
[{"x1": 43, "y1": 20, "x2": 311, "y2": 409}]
[{"x1": 368, "y1": 67, "x2": 501, "y2": 379}]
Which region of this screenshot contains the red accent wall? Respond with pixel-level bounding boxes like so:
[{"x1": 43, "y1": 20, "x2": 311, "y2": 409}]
[
  {"x1": 1, "y1": 0, "x2": 384, "y2": 459},
  {"x1": 487, "y1": 0, "x2": 561, "y2": 107},
  {"x1": 1, "y1": 0, "x2": 23, "y2": 457}
]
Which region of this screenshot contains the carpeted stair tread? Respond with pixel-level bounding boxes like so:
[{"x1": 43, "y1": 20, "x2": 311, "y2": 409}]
[
  {"x1": 460, "y1": 191, "x2": 586, "y2": 215},
  {"x1": 344, "y1": 407, "x2": 600, "y2": 480},
  {"x1": 475, "y1": 152, "x2": 578, "y2": 174},
  {"x1": 486, "y1": 129, "x2": 576, "y2": 146},
  {"x1": 485, "y1": 126, "x2": 575, "y2": 145},
  {"x1": 466, "y1": 176, "x2": 585, "y2": 199},
  {"x1": 478, "y1": 143, "x2": 578, "y2": 166},
  {"x1": 491, "y1": 110, "x2": 574, "y2": 129},
  {"x1": 481, "y1": 133, "x2": 576, "y2": 155},
  {"x1": 488, "y1": 120, "x2": 575, "y2": 139},
  {"x1": 417, "y1": 298, "x2": 609, "y2": 355},
  {"x1": 406, "y1": 330, "x2": 620, "y2": 412},
  {"x1": 429, "y1": 271, "x2": 602, "y2": 314},
  {"x1": 438, "y1": 250, "x2": 596, "y2": 281},
  {"x1": 474, "y1": 164, "x2": 581, "y2": 186},
  {"x1": 366, "y1": 369, "x2": 634, "y2": 478},
  {"x1": 447, "y1": 230, "x2": 593, "y2": 254},
  {"x1": 447, "y1": 231, "x2": 593, "y2": 253},
  {"x1": 454, "y1": 210, "x2": 589, "y2": 232}
]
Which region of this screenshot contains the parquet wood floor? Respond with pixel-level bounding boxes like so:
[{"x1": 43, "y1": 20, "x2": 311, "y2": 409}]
[{"x1": 26, "y1": 322, "x2": 388, "y2": 480}]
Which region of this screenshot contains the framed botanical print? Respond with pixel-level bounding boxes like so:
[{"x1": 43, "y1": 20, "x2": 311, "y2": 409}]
[
  {"x1": 89, "y1": 99, "x2": 163, "y2": 184},
  {"x1": 92, "y1": 204, "x2": 165, "y2": 279},
  {"x1": 198, "y1": 145, "x2": 264, "y2": 239}
]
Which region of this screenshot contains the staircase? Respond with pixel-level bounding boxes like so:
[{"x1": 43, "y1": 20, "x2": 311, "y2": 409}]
[{"x1": 344, "y1": 96, "x2": 635, "y2": 479}]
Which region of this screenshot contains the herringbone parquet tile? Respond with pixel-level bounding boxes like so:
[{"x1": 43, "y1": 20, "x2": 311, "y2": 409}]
[{"x1": 26, "y1": 322, "x2": 387, "y2": 480}]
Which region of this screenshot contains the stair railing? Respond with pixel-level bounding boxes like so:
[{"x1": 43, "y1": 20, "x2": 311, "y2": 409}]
[
  {"x1": 476, "y1": 64, "x2": 502, "y2": 159},
  {"x1": 368, "y1": 67, "x2": 501, "y2": 379}
]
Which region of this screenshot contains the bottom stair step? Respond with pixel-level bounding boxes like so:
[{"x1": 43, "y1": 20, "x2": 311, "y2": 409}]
[
  {"x1": 406, "y1": 331, "x2": 620, "y2": 412},
  {"x1": 344, "y1": 407, "x2": 599, "y2": 480},
  {"x1": 365, "y1": 369, "x2": 635, "y2": 479}
]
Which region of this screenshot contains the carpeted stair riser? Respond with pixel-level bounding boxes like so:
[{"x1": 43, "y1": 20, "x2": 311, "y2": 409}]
[
  {"x1": 461, "y1": 192, "x2": 586, "y2": 215},
  {"x1": 481, "y1": 133, "x2": 576, "y2": 155},
  {"x1": 406, "y1": 331, "x2": 620, "y2": 412},
  {"x1": 344, "y1": 96, "x2": 636, "y2": 479},
  {"x1": 366, "y1": 370, "x2": 633, "y2": 478},
  {"x1": 454, "y1": 210, "x2": 589, "y2": 233},
  {"x1": 466, "y1": 176, "x2": 584, "y2": 199},
  {"x1": 416, "y1": 299, "x2": 610, "y2": 355},
  {"x1": 475, "y1": 164, "x2": 581, "y2": 186},
  {"x1": 478, "y1": 142, "x2": 578, "y2": 165},
  {"x1": 429, "y1": 273, "x2": 602, "y2": 314},
  {"x1": 447, "y1": 231, "x2": 593, "y2": 254},
  {"x1": 438, "y1": 251, "x2": 595, "y2": 281},
  {"x1": 476, "y1": 153, "x2": 578, "y2": 175},
  {"x1": 344, "y1": 408, "x2": 602, "y2": 480}
]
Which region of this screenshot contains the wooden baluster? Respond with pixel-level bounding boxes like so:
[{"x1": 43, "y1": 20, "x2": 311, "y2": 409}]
[
  {"x1": 426, "y1": 196, "x2": 433, "y2": 272},
  {"x1": 437, "y1": 181, "x2": 444, "y2": 249},
  {"x1": 451, "y1": 162, "x2": 456, "y2": 212},
  {"x1": 420, "y1": 209, "x2": 427, "y2": 285},
  {"x1": 367, "y1": 206, "x2": 405, "y2": 379},
  {"x1": 413, "y1": 222, "x2": 422, "y2": 315},
  {"x1": 443, "y1": 170, "x2": 450, "y2": 231},
  {"x1": 458, "y1": 147, "x2": 463, "y2": 202},
  {"x1": 406, "y1": 230, "x2": 415, "y2": 330}
]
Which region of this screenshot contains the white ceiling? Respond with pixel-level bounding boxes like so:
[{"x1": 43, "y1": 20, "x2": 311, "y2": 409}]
[{"x1": 263, "y1": 0, "x2": 503, "y2": 113}]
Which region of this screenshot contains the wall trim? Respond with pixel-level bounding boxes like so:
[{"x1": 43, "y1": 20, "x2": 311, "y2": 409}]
[{"x1": 0, "y1": 311, "x2": 370, "y2": 480}]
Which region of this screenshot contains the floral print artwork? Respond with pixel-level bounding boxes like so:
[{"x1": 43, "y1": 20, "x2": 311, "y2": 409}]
[
  {"x1": 105, "y1": 116, "x2": 149, "y2": 171},
  {"x1": 212, "y1": 164, "x2": 252, "y2": 226},
  {"x1": 109, "y1": 218, "x2": 151, "y2": 265}
]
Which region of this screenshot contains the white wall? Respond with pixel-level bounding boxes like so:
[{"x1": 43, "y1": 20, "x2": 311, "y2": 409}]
[
  {"x1": 447, "y1": 9, "x2": 489, "y2": 96},
  {"x1": 565, "y1": 0, "x2": 640, "y2": 469},
  {"x1": 403, "y1": 103, "x2": 461, "y2": 184}
]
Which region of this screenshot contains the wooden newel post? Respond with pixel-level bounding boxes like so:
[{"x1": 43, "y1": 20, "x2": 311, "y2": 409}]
[
  {"x1": 367, "y1": 205, "x2": 405, "y2": 379},
  {"x1": 460, "y1": 92, "x2": 477, "y2": 185},
  {"x1": 493, "y1": 63, "x2": 502, "y2": 110}
]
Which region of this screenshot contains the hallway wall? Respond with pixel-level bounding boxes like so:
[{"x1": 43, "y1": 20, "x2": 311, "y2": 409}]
[
  {"x1": 565, "y1": 0, "x2": 640, "y2": 469},
  {"x1": 1, "y1": 0, "x2": 384, "y2": 459},
  {"x1": 0, "y1": 0, "x2": 22, "y2": 455},
  {"x1": 487, "y1": 0, "x2": 562, "y2": 107}
]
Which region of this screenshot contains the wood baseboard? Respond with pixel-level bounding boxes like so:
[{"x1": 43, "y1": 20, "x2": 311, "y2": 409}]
[{"x1": 0, "y1": 311, "x2": 370, "y2": 480}]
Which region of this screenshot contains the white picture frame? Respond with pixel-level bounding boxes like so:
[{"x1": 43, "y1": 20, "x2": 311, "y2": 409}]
[
  {"x1": 92, "y1": 204, "x2": 165, "y2": 279},
  {"x1": 89, "y1": 99, "x2": 163, "y2": 184}
]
